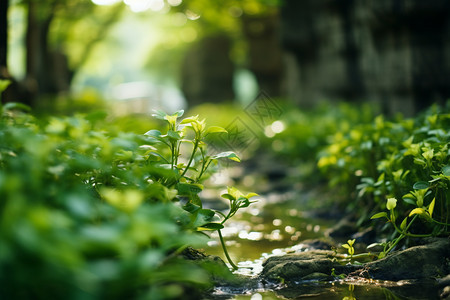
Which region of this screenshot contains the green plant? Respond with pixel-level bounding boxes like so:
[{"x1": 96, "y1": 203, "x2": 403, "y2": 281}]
[
  {"x1": 342, "y1": 239, "x2": 355, "y2": 258},
  {"x1": 147, "y1": 110, "x2": 257, "y2": 269},
  {"x1": 0, "y1": 104, "x2": 257, "y2": 298},
  {"x1": 371, "y1": 192, "x2": 449, "y2": 258},
  {"x1": 316, "y1": 103, "x2": 449, "y2": 258}
]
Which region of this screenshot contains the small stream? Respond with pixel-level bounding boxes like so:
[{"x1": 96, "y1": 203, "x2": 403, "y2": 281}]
[{"x1": 201, "y1": 191, "x2": 441, "y2": 300}]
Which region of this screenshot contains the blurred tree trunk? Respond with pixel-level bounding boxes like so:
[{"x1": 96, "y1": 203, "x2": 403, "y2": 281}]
[
  {"x1": 24, "y1": 0, "x2": 58, "y2": 106},
  {"x1": 0, "y1": 0, "x2": 17, "y2": 104},
  {"x1": 22, "y1": 1, "x2": 123, "y2": 107},
  {"x1": 0, "y1": 0, "x2": 7, "y2": 78},
  {"x1": 2, "y1": 0, "x2": 123, "y2": 106}
]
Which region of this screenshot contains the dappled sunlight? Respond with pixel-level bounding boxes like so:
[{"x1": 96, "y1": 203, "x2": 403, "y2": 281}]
[{"x1": 2, "y1": 0, "x2": 449, "y2": 299}]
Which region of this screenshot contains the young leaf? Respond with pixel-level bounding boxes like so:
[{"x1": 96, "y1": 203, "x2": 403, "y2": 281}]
[
  {"x1": 180, "y1": 116, "x2": 199, "y2": 124},
  {"x1": 193, "y1": 209, "x2": 215, "y2": 227},
  {"x1": 204, "y1": 126, "x2": 227, "y2": 136},
  {"x1": 3, "y1": 102, "x2": 31, "y2": 112},
  {"x1": 145, "y1": 129, "x2": 162, "y2": 137},
  {"x1": 402, "y1": 197, "x2": 417, "y2": 206},
  {"x1": 244, "y1": 192, "x2": 259, "y2": 199},
  {"x1": 212, "y1": 151, "x2": 241, "y2": 162},
  {"x1": 173, "y1": 110, "x2": 184, "y2": 117},
  {"x1": 183, "y1": 202, "x2": 200, "y2": 214},
  {"x1": 400, "y1": 217, "x2": 408, "y2": 231},
  {"x1": 371, "y1": 212, "x2": 388, "y2": 220},
  {"x1": 220, "y1": 193, "x2": 235, "y2": 201},
  {"x1": 167, "y1": 130, "x2": 181, "y2": 141},
  {"x1": 151, "y1": 110, "x2": 167, "y2": 120},
  {"x1": 409, "y1": 208, "x2": 426, "y2": 217},
  {"x1": 442, "y1": 165, "x2": 450, "y2": 176},
  {"x1": 413, "y1": 181, "x2": 429, "y2": 190},
  {"x1": 177, "y1": 183, "x2": 203, "y2": 196},
  {"x1": 428, "y1": 198, "x2": 435, "y2": 218},
  {"x1": 0, "y1": 79, "x2": 11, "y2": 93},
  {"x1": 197, "y1": 222, "x2": 224, "y2": 231}
]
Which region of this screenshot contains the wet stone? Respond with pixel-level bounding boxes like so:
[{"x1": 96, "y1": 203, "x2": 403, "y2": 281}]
[
  {"x1": 260, "y1": 250, "x2": 355, "y2": 283},
  {"x1": 362, "y1": 238, "x2": 450, "y2": 281},
  {"x1": 260, "y1": 238, "x2": 450, "y2": 287}
]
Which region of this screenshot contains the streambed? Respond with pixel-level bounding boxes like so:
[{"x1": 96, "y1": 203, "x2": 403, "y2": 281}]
[{"x1": 202, "y1": 192, "x2": 444, "y2": 300}]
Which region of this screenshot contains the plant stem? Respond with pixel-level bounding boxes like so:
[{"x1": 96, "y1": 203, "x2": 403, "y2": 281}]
[
  {"x1": 196, "y1": 148, "x2": 213, "y2": 182},
  {"x1": 431, "y1": 219, "x2": 450, "y2": 226},
  {"x1": 218, "y1": 229, "x2": 238, "y2": 270},
  {"x1": 180, "y1": 140, "x2": 198, "y2": 178}
]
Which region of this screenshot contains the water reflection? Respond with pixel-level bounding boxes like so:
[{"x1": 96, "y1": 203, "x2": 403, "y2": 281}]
[{"x1": 205, "y1": 194, "x2": 335, "y2": 264}]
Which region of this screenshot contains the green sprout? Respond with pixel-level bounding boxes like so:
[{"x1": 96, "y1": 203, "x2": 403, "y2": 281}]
[
  {"x1": 342, "y1": 239, "x2": 355, "y2": 258},
  {"x1": 148, "y1": 110, "x2": 258, "y2": 270}
]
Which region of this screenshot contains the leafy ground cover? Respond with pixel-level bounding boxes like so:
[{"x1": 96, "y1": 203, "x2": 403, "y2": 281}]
[
  {"x1": 1, "y1": 73, "x2": 449, "y2": 299},
  {"x1": 317, "y1": 104, "x2": 449, "y2": 252},
  {"x1": 263, "y1": 101, "x2": 450, "y2": 257},
  {"x1": 0, "y1": 81, "x2": 257, "y2": 299}
]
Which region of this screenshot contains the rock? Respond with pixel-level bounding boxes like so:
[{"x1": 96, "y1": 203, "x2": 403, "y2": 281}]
[
  {"x1": 182, "y1": 247, "x2": 234, "y2": 285},
  {"x1": 358, "y1": 238, "x2": 450, "y2": 280},
  {"x1": 261, "y1": 250, "x2": 355, "y2": 283},
  {"x1": 261, "y1": 238, "x2": 450, "y2": 285},
  {"x1": 301, "y1": 272, "x2": 333, "y2": 281}
]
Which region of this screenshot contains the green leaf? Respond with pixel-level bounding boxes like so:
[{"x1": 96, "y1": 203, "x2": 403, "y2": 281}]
[
  {"x1": 342, "y1": 244, "x2": 350, "y2": 249},
  {"x1": 371, "y1": 212, "x2": 388, "y2": 220},
  {"x1": 402, "y1": 198, "x2": 416, "y2": 206},
  {"x1": 244, "y1": 192, "x2": 258, "y2": 199},
  {"x1": 173, "y1": 110, "x2": 184, "y2": 117},
  {"x1": 193, "y1": 209, "x2": 215, "y2": 227},
  {"x1": 180, "y1": 116, "x2": 199, "y2": 124},
  {"x1": 166, "y1": 130, "x2": 181, "y2": 141},
  {"x1": 400, "y1": 217, "x2": 407, "y2": 231},
  {"x1": 144, "y1": 130, "x2": 168, "y2": 144},
  {"x1": 428, "y1": 198, "x2": 435, "y2": 218},
  {"x1": 0, "y1": 79, "x2": 11, "y2": 93},
  {"x1": 212, "y1": 151, "x2": 241, "y2": 162},
  {"x1": 3, "y1": 102, "x2": 31, "y2": 112},
  {"x1": 409, "y1": 208, "x2": 427, "y2": 217},
  {"x1": 183, "y1": 202, "x2": 200, "y2": 214},
  {"x1": 237, "y1": 198, "x2": 251, "y2": 208},
  {"x1": 197, "y1": 222, "x2": 224, "y2": 231},
  {"x1": 220, "y1": 193, "x2": 235, "y2": 201},
  {"x1": 145, "y1": 129, "x2": 162, "y2": 137},
  {"x1": 413, "y1": 181, "x2": 429, "y2": 190},
  {"x1": 442, "y1": 165, "x2": 450, "y2": 176},
  {"x1": 204, "y1": 126, "x2": 227, "y2": 136},
  {"x1": 151, "y1": 110, "x2": 167, "y2": 120},
  {"x1": 147, "y1": 152, "x2": 168, "y2": 163},
  {"x1": 177, "y1": 183, "x2": 203, "y2": 196}
]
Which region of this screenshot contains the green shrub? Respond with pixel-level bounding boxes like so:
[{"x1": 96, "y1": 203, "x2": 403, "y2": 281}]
[
  {"x1": 264, "y1": 102, "x2": 376, "y2": 164},
  {"x1": 318, "y1": 103, "x2": 449, "y2": 253},
  {"x1": 0, "y1": 111, "x2": 210, "y2": 299},
  {"x1": 0, "y1": 82, "x2": 256, "y2": 298}
]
